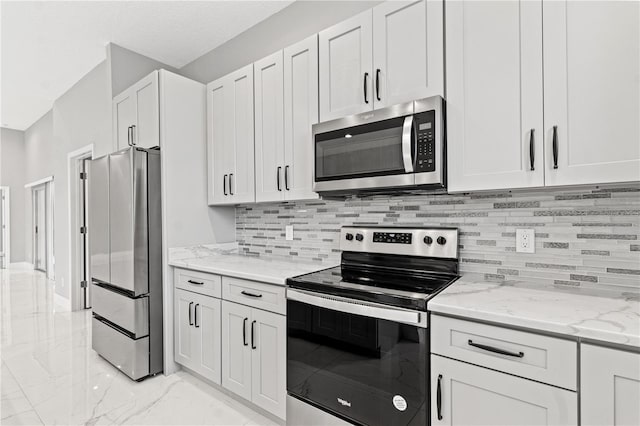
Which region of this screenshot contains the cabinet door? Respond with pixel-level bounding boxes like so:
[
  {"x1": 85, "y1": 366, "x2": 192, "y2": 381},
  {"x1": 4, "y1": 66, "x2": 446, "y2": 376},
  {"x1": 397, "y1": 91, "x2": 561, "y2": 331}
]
[
  {"x1": 174, "y1": 289, "x2": 197, "y2": 370},
  {"x1": 372, "y1": 0, "x2": 443, "y2": 108},
  {"x1": 132, "y1": 71, "x2": 160, "y2": 149},
  {"x1": 319, "y1": 10, "x2": 373, "y2": 121},
  {"x1": 192, "y1": 293, "x2": 222, "y2": 385},
  {"x1": 581, "y1": 344, "x2": 640, "y2": 426},
  {"x1": 113, "y1": 90, "x2": 135, "y2": 151},
  {"x1": 226, "y1": 64, "x2": 256, "y2": 204},
  {"x1": 446, "y1": 0, "x2": 544, "y2": 192},
  {"x1": 254, "y1": 52, "x2": 285, "y2": 203},
  {"x1": 543, "y1": 1, "x2": 640, "y2": 186},
  {"x1": 207, "y1": 76, "x2": 230, "y2": 205},
  {"x1": 221, "y1": 301, "x2": 252, "y2": 401},
  {"x1": 251, "y1": 309, "x2": 286, "y2": 419},
  {"x1": 431, "y1": 355, "x2": 577, "y2": 426},
  {"x1": 284, "y1": 35, "x2": 319, "y2": 201}
]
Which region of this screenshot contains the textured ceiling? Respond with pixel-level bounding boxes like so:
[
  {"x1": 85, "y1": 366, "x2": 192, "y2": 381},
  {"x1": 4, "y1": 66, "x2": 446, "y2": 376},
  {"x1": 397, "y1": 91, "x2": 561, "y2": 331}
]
[{"x1": 0, "y1": 1, "x2": 293, "y2": 130}]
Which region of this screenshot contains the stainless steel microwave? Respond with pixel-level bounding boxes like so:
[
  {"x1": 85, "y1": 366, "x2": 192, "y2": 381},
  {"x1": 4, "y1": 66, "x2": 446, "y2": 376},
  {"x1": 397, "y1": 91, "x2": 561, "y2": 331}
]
[{"x1": 313, "y1": 96, "x2": 445, "y2": 195}]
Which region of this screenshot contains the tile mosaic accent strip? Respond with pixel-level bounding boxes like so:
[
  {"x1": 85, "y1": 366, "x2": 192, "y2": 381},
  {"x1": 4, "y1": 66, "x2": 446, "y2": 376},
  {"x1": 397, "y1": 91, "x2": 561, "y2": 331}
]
[{"x1": 236, "y1": 186, "x2": 640, "y2": 291}]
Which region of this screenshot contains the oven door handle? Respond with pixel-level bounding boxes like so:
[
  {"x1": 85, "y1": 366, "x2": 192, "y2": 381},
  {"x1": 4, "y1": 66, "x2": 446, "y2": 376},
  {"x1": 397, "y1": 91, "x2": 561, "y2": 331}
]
[
  {"x1": 401, "y1": 115, "x2": 414, "y2": 173},
  {"x1": 287, "y1": 289, "x2": 423, "y2": 327}
]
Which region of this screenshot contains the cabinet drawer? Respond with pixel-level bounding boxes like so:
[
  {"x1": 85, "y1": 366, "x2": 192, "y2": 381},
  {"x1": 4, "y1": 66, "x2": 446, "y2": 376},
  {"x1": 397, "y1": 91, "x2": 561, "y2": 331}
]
[
  {"x1": 222, "y1": 277, "x2": 285, "y2": 314},
  {"x1": 175, "y1": 268, "x2": 222, "y2": 298},
  {"x1": 431, "y1": 315, "x2": 577, "y2": 390}
]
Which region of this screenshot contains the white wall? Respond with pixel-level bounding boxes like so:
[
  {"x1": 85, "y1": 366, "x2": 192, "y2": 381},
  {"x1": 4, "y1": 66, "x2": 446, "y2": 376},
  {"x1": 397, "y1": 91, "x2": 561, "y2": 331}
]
[
  {"x1": 179, "y1": 0, "x2": 381, "y2": 83},
  {"x1": 0, "y1": 128, "x2": 26, "y2": 262}
]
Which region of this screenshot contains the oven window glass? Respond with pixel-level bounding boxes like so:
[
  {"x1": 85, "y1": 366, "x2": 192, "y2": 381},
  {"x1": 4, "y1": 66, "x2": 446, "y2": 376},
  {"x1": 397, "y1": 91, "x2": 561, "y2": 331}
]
[
  {"x1": 287, "y1": 300, "x2": 427, "y2": 426},
  {"x1": 315, "y1": 116, "x2": 407, "y2": 181}
]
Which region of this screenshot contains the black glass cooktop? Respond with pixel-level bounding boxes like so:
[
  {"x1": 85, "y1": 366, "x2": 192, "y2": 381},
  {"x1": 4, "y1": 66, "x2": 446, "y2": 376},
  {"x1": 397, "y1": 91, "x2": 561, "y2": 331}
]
[{"x1": 286, "y1": 264, "x2": 458, "y2": 311}]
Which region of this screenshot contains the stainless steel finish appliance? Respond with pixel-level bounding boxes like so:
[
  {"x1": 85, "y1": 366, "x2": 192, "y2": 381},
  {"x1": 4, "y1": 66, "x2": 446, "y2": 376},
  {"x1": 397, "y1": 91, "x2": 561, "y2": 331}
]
[
  {"x1": 88, "y1": 147, "x2": 162, "y2": 381},
  {"x1": 287, "y1": 226, "x2": 459, "y2": 426},
  {"x1": 313, "y1": 96, "x2": 445, "y2": 195}
]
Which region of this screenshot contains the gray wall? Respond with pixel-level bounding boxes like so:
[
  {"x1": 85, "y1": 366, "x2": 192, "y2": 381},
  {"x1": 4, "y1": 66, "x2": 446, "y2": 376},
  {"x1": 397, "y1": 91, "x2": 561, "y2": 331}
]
[
  {"x1": 180, "y1": 1, "x2": 381, "y2": 83},
  {"x1": 0, "y1": 127, "x2": 26, "y2": 262}
]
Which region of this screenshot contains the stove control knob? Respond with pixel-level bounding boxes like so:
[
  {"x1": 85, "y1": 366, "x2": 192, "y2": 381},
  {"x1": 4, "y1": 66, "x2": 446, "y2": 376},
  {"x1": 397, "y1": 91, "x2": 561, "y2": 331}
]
[
  {"x1": 345, "y1": 233, "x2": 354, "y2": 241},
  {"x1": 423, "y1": 236, "x2": 433, "y2": 245},
  {"x1": 437, "y1": 236, "x2": 447, "y2": 245},
  {"x1": 356, "y1": 233, "x2": 364, "y2": 242}
]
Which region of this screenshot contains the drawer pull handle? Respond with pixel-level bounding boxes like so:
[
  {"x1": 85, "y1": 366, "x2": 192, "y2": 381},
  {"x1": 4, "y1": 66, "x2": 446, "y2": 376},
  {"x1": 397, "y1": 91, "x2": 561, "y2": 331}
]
[
  {"x1": 188, "y1": 302, "x2": 194, "y2": 326},
  {"x1": 468, "y1": 339, "x2": 524, "y2": 358},
  {"x1": 437, "y1": 374, "x2": 443, "y2": 420},
  {"x1": 241, "y1": 290, "x2": 263, "y2": 298},
  {"x1": 187, "y1": 280, "x2": 204, "y2": 285}
]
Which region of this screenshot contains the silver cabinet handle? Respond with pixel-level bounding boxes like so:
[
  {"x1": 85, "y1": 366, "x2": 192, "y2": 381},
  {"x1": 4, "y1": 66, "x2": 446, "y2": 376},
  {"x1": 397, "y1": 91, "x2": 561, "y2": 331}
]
[
  {"x1": 401, "y1": 116, "x2": 414, "y2": 173},
  {"x1": 130, "y1": 125, "x2": 136, "y2": 146}
]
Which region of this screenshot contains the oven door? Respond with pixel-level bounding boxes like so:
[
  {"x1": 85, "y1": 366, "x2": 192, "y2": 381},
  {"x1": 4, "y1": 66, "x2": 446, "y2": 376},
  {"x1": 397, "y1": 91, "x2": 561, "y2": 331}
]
[
  {"x1": 287, "y1": 290, "x2": 428, "y2": 426},
  {"x1": 313, "y1": 102, "x2": 416, "y2": 193}
]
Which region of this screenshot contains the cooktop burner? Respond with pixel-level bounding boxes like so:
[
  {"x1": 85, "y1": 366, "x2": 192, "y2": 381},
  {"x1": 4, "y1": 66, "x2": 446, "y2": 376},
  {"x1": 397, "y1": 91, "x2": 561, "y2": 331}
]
[{"x1": 287, "y1": 226, "x2": 460, "y2": 311}]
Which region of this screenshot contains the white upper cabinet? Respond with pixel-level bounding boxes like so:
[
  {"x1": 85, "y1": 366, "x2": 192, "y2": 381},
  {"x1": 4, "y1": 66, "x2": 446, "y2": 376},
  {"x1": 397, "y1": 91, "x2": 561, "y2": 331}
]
[
  {"x1": 319, "y1": 0, "x2": 444, "y2": 122},
  {"x1": 581, "y1": 344, "x2": 640, "y2": 426},
  {"x1": 319, "y1": 9, "x2": 373, "y2": 121},
  {"x1": 207, "y1": 64, "x2": 255, "y2": 205},
  {"x1": 254, "y1": 36, "x2": 319, "y2": 203},
  {"x1": 254, "y1": 52, "x2": 286, "y2": 203},
  {"x1": 112, "y1": 71, "x2": 159, "y2": 151},
  {"x1": 447, "y1": 0, "x2": 544, "y2": 192},
  {"x1": 283, "y1": 35, "x2": 319, "y2": 201},
  {"x1": 543, "y1": 1, "x2": 640, "y2": 186},
  {"x1": 372, "y1": 0, "x2": 443, "y2": 108}
]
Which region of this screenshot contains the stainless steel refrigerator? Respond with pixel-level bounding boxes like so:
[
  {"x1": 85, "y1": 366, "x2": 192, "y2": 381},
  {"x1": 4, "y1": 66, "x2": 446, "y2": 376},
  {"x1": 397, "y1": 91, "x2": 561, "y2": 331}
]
[{"x1": 88, "y1": 147, "x2": 163, "y2": 380}]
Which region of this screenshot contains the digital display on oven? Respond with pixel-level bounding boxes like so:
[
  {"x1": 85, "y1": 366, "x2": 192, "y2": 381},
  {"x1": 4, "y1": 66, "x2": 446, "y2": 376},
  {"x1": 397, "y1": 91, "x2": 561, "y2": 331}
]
[{"x1": 373, "y1": 232, "x2": 412, "y2": 244}]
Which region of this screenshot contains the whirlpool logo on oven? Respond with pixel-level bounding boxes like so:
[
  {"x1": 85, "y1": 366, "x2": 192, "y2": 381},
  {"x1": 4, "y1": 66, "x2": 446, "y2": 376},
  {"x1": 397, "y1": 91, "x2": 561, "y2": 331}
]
[{"x1": 337, "y1": 397, "x2": 351, "y2": 408}]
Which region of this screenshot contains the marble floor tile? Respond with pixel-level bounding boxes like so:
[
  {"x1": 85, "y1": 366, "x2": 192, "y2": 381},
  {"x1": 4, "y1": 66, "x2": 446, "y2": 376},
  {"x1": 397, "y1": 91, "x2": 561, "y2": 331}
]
[{"x1": 0, "y1": 267, "x2": 280, "y2": 426}]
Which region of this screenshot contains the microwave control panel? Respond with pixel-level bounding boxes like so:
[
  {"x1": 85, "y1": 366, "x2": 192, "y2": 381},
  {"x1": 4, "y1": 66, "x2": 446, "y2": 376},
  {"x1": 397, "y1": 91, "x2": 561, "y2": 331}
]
[{"x1": 415, "y1": 110, "x2": 436, "y2": 172}]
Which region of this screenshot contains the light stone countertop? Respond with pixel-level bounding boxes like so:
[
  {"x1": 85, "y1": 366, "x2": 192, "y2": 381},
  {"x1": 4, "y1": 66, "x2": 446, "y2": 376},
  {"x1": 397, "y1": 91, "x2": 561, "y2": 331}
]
[
  {"x1": 428, "y1": 274, "x2": 640, "y2": 349},
  {"x1": 168, "y1": 244, "x2": 334, "y2": 286}
]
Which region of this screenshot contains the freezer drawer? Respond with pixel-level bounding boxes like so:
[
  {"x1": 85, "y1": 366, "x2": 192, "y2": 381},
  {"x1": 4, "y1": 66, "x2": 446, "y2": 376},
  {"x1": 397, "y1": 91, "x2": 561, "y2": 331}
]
[
  {"x1": 91, "y1": 284, "x2": 149, "y2": 338},
  {"x1": 92, "y1": 317, "x2": 150, "y2": 380}
]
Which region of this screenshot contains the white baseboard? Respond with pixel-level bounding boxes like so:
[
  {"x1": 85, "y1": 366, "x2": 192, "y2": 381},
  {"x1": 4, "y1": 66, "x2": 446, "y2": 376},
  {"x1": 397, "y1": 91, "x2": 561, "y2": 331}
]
[
  {"x1": 8, "y1": 262, "x2": 34, "y2": 269},
  {"x1": 54, "y1": 293, "x2": 71, "y2": 311}
]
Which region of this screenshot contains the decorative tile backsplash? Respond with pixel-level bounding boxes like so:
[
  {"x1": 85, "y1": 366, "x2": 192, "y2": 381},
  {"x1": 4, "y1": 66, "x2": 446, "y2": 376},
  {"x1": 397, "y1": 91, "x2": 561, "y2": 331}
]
[{"x1": 236, "y1": 186, "x2": 640, "y2": 291}]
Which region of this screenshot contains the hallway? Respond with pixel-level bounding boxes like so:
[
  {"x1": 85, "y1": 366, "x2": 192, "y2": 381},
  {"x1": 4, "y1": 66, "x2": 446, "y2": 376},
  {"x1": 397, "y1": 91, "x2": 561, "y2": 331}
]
[{"x1": 0, "y1": 267, "x2": 277, "y2": 425}]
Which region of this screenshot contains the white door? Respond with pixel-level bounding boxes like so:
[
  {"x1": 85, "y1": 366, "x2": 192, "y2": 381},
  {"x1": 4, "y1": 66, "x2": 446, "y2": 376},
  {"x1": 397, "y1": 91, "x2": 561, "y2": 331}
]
[
  {"x1": 372, "y1": 0, "x2": 443, "y2": 108},
  {"x1": 131, "y1": 71, "x2": 160, "y2": 149},
  {"x1": 113, "y1": 91, "x2": 135, "y2": 151},
  {"x1": 319, "y1": 9, "x2": 373, "y2": 121},
  {"x1": 254, "y1": 51, "x2": 286, "y2": 203},
  {"x1": 207, "y1": 76, "x2": 229, "y2": 205},
  {"x1": 581, "y1": 344, "x2": 640, "y2": 426},
  {"x1": 221, "y1": 301, "x2": 252, "y2": 401},
  {"x1": 174, "y1": 289, "x2": 197, "y2": 370},
  {"x1": 284, "y1": 35, "x2": 320, "y2": 201},
  {"x1": 34, "y1": 187, "x2": 47, "y2": 272},
  {"x1": 192, "y1": 293, "x2": 222, "y2": 385},
  {"x1": 446, "y1": 0, "x2": 544, "y2": 192},
  {"x1": 431, "y1": 355, "x2": 577, "y2": 426},
  {"x1": 226, "y1": 64, "x2": 255, "y2": 204},
  {"x1": 543, "y1": 1, "x2": 640, "y2": 186},
  {"x1": 250, "y1": 309, "x2": 286, "y2": 419}
]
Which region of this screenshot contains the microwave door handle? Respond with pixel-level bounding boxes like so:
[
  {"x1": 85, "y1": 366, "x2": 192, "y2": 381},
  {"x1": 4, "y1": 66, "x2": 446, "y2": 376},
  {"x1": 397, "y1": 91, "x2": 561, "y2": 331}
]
[{"x1": 402, "y1": 115, "x2": 414, "y2": 173}]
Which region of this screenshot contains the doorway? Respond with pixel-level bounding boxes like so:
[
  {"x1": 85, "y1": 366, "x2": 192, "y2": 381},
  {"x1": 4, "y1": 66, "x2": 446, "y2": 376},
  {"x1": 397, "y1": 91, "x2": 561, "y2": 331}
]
[
  {"x1": 0, "y1": 187, "x2": 9, "y2": 269},
  {"x1": 79, "y1": 158, "x2": 90, "y2": 308},
  {"x1": 33, "y1": 185, "x2": 47, "y2": 273}
]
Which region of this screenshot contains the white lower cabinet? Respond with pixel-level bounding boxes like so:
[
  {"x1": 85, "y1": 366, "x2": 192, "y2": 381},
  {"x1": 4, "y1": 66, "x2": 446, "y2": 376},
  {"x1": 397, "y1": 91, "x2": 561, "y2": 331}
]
[
  {"x1": 431, "y1": 354, "x2": 577, "y2": 426},
  {"x1": 581, "y1": 344, "x2": 640, "y2": 426},
  {"x1": 222, "y1": 300, "x2": 286, "y2": 419},
  {"x1": 174, "y1": 289, "x2": 222, "y2": 385}
]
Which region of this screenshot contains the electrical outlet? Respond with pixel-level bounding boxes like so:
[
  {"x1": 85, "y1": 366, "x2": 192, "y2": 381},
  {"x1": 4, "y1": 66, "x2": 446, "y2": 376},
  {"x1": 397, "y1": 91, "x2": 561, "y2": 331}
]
[
  {"x1": 285, "y1": 225, "x2": 294, "y2": 241},
  {"x1": 516, "y1": 229, "x2": 535, "y2": 253}
]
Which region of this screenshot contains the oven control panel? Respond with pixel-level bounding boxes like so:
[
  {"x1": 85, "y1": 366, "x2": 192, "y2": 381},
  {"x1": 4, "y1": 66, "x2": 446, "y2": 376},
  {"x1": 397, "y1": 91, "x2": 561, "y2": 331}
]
[
  {"x1": 414, "y1": 110, "x2": 436, "y2": 173},
  {"x1": 373, "y1": 232, "x2": 412, "y2": 244},
  {"x1": 341, "y1": 227, "x2": 459, "y2": 259}
]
